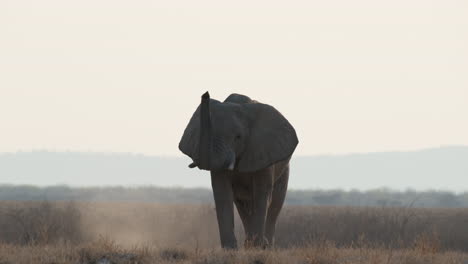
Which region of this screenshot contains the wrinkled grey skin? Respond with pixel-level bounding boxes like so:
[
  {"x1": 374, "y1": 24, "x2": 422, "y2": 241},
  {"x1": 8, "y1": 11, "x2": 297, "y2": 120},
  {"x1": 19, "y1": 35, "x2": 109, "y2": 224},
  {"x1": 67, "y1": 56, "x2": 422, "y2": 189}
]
[{"x1": 179, "y1": 92, "x2": 298, "y2": 249}]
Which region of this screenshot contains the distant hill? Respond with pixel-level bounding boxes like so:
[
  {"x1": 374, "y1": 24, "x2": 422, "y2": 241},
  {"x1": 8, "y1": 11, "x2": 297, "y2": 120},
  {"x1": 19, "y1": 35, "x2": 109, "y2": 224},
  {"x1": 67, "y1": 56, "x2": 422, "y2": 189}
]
[
  {"x1": 292, "y1": 146, "x2": 468, "y2": 191},
  {"x1": 0, "y1": 146, "x2": 467, "y2": 191}
]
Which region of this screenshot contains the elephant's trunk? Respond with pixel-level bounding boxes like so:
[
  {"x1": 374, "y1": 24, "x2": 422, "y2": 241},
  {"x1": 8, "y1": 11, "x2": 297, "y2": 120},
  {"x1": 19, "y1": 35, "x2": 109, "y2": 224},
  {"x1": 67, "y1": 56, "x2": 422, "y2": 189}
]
[{"x1": 198, "y1": 91, "x2": 212, "y2": 170}]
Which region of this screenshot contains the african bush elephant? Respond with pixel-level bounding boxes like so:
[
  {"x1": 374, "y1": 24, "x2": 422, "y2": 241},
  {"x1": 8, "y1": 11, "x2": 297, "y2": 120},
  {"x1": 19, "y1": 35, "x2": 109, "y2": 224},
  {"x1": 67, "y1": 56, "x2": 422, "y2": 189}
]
[{"x1": 178, "y1": 92, "x2": 298, "y2": 249}]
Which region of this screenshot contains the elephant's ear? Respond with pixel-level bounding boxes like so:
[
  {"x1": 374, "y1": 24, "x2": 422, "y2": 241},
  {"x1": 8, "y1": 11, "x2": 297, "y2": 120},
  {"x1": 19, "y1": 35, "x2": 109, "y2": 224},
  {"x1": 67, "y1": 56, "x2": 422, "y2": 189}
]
[
  {"x1": 237, "y1": 103, "x2": 298, "y2": 173},
  {"x1": 178, "y1": 106, "x2": 201, "y2": 161}
]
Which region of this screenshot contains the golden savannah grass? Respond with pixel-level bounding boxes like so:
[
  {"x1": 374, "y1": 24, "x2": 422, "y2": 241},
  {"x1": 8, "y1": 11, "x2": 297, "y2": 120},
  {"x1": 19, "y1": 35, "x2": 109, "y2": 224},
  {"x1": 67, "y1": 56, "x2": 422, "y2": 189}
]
[
  {"x1": 0, "y1": 201, "x2": 468, "y2": 263},
  {"x1": 0, "y1": 239, "x2": 467, "y2": 264}
]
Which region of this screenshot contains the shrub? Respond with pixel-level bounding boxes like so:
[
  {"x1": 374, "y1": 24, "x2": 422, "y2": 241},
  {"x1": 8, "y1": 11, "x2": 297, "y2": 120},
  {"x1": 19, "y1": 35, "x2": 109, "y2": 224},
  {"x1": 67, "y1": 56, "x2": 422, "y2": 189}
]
[{"x1": 0, "y1": 201, "x2": 83, "y2": 245}]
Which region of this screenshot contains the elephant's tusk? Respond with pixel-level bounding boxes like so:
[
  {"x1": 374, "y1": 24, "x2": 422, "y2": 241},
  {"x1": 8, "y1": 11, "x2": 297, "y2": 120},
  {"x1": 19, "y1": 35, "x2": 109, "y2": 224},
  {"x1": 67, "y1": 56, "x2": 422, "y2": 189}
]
[
  {"x1": 228, "y1": 159, "x2": 235, "y2": 170},
  {"x1": 188, "y1": 162, "x2": 198, "y2": 168}
]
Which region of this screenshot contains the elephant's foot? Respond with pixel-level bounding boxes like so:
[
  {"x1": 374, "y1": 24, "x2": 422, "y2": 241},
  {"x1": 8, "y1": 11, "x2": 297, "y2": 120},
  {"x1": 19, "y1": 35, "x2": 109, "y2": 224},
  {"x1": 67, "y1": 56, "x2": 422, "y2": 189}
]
[
  {"x1": 222, "y1": 244, "x2": 238, "y2": 250},
  {"x1": 221, "y1": 238, "x2": 238, "y2": 250},
  {"x1": 244, "y1": 236, "x2": 269, "y2": 249}
]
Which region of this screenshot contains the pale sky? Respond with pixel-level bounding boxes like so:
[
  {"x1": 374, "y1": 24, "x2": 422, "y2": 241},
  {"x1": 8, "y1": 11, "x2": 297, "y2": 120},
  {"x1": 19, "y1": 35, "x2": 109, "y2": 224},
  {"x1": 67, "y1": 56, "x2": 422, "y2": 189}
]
[{"x1": 1, "y1": 0, "x2": 467, "y2": 156}]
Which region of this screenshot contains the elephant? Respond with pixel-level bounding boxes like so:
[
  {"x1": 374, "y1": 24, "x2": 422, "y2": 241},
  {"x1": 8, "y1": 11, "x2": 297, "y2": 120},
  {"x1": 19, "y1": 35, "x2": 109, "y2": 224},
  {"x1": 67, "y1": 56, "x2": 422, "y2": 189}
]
[{"x1": 178, "y1": 92, "x2": 298, "y2": 249}]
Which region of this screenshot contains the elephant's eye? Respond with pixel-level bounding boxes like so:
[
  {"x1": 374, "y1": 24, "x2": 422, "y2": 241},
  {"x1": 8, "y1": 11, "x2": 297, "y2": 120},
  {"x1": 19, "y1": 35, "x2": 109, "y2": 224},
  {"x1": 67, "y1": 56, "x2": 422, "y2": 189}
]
[{"x1": 235, "y1": 135, "x2": 241, "y2": 140}]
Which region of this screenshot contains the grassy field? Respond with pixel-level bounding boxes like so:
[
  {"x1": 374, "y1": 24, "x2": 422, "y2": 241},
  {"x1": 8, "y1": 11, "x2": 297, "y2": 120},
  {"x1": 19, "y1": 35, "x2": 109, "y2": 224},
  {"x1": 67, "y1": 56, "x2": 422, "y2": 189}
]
[
  {"x1": 1, "y1": 241, "x2": 467, "y2": 264},
  {"x1": 0, "y1": 201, "x2": 468, "y2": 263}
]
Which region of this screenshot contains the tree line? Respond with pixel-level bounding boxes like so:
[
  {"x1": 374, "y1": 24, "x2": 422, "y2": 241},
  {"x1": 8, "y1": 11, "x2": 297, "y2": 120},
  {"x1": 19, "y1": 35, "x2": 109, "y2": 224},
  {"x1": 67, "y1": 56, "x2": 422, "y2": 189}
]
[{"x1": 0, "y1": 185, "x2": 467, "y2": 208}]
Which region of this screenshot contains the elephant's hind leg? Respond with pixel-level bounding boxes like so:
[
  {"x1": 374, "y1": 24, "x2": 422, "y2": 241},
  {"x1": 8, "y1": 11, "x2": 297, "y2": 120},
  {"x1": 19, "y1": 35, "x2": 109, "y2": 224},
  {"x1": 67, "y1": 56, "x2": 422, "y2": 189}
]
[{"x1": 265, "y1": 167, "x2": 289, "y2": 247}]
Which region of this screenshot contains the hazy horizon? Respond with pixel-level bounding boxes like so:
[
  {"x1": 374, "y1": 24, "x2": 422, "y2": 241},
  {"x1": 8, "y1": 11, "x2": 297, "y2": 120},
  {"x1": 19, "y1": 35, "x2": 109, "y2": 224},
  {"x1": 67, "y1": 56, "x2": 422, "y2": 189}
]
[
  {"x1": 1, "y1": 146, "x2": 467, "y2": 192},
  {"x1": 1, "y1": 144, "x2": 467, "y2": 157}
]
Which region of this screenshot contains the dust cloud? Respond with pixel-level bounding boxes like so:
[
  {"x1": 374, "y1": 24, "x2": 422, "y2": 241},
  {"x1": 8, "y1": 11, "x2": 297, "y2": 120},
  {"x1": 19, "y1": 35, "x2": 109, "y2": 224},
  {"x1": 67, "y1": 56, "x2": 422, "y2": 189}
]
[{"x1": 79, "y1": 202, "x2": 230, "y2": 248}]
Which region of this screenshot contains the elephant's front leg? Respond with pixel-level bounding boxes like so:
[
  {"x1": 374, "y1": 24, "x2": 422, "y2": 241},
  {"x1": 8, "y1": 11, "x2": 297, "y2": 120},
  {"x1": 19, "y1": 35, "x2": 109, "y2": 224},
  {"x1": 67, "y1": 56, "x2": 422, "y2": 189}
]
[
  {"x1": 248, "y1": 171, "x2": 273, "y2": 248},
  {"x1": 211, "y1": 171, "x2": 237, "y2": 249}
]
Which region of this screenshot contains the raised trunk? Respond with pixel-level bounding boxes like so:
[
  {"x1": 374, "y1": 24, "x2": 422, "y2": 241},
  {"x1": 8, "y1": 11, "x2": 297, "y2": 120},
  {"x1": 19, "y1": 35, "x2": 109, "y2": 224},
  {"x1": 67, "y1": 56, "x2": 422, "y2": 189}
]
[{"x1": 198, "y1": 91, "x2": 212, "y2": 170}]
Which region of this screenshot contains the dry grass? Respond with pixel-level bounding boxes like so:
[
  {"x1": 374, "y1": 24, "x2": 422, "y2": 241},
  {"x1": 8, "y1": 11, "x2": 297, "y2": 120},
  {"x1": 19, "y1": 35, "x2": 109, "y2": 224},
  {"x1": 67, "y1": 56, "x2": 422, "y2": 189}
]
[
  {"x1": 0, "y1": 201, "x2": 468, "y2": 263},
  {"x1": 0, "y1": 240, "x2": 467, "y2": 264}
]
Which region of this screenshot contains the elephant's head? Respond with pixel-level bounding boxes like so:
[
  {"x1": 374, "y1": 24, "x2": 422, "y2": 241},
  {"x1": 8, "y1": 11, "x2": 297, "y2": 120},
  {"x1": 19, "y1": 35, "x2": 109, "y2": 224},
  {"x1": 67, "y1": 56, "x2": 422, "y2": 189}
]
[{"x1": 178, "y1": 92, "x2": 298, "y2": 173}]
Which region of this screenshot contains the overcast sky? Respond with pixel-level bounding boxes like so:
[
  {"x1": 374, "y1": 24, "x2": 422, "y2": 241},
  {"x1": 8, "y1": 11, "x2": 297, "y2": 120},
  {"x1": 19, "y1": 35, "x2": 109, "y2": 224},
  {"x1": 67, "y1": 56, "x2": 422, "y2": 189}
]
[{"x1": 1, "y1": 0, "x2": 467, "y2": 156}]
